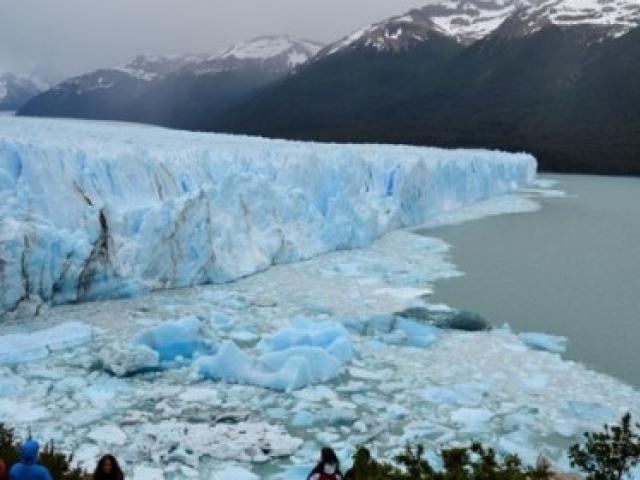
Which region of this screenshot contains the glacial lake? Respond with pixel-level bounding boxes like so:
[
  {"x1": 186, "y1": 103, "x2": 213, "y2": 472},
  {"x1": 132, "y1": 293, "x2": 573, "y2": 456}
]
[{"x1": 425, "y1": 174, "x2": 640, "y2": 387}]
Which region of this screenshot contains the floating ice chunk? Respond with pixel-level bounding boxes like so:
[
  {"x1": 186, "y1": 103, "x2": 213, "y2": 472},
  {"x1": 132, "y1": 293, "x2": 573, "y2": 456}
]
[
  {"x1": 0, "y1": 321, "x2": 91, "y2": 365},
  {"x1": 276, "y1": 465, "x2": 315, "y2": 480},
  {"x1": 0, "y1": 399, "x2": 48, "y2": 423},
  {"x1": 419, "y1": 382, "x2": 489, "y2": 407},
  {"x1": 195, "y1": 341, "x2": 311, "y2": 392},
  {"x1": 259, "y1": 346, "x2": 343, "y2": 383},
  {"x1": 211, "y1": 466, "x2": 259, "y2": 480},
  {"x1": 394, "y1": 318, "x2": 440, "y2": 347},
  {"x1": 178, "y1": 387, "x2": 222, "y2": 405},
  {"x1": 99, "y1": 342, "x2": 160, "y2": 376},
  {"x1": 133, "y1": 466, "x2": 164, "y2": 480},
  {"x1": 450, "y1": 407, "x2": 493, "y2": 431},
  {"x1": 530, "y1": 178, "x2": 558, "y2": 188},
  {"x1": 260, "y1": 318, "x2": 351, "y2": 352},
  {"x1": 519, "y1": 332, "x2": 568, "y2": 354},
  {"x1": 136, "y1": 316, "x2": 202, "y2": 362},
  {"x1": 325, "y1": 336, "x2": 355, "y2": 363},
  {"x1": 386, "y1": 404, "x2": 409, "y2": 419},
  {"x1": 329, "y1": 407, "x2": 358, "y2": 426},
  {"x1": 43, "y1": 322, "x2": 93, "y2": 350},
  {"x1": 88, "y1": 424, "x2": 127, "y2": 446},
  {"x1": 229, "y1": 330, "x2": 259, "y2": 344},
  {"x1": 210, "y1": 312, "x2": 235, "y2": 331},
  {"x1": 195, "y1": 340, "x2": 256, "y2": 382},
  {"x1": 128, "y1": 420, "x2": 302, "y2": 464},
  {"x1": 561, "y1": 401, "x2": 614, "y2": 423},
  {"x1": 291, "y1": 410, "x2": 317, "y2": 427},
  {"x1": 520, "y1": 373, "x2": 549, "y2": 392},
  {"x1": 0, "y1": 378, "x2": 24, "y2": 398}
]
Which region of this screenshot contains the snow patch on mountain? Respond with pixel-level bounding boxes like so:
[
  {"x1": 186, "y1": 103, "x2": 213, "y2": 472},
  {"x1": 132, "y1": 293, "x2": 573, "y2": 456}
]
[
  {"x1": 193, "y1": 35, "x2": 323, "y2": 75},
  {"x1": 507, "y1": 0, "x2": 640, "y2": 38},
  {"x1": 220, "y1": 35, "x2": 322, "y2": 64},
  {"x1": 318, "y1": 0, "x2": 639, "y2": 57}
]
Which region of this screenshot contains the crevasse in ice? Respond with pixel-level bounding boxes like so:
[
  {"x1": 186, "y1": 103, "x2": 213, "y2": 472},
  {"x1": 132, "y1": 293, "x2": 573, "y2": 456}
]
[{"x1": 0, "y1": 116, "x2": 535, "y2": 315}]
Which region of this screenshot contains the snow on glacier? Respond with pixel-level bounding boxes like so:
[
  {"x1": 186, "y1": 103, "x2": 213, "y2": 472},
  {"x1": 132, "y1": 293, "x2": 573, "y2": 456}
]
[{"x1": 0, "y1": 116, "x2": 535, "y2": 315}]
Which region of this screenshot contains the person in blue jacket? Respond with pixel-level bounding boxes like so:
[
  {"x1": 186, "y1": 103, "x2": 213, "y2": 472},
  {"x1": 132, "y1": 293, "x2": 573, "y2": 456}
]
[{"x1": 9, "y1": 441, "x2": 52, "y2": 480}]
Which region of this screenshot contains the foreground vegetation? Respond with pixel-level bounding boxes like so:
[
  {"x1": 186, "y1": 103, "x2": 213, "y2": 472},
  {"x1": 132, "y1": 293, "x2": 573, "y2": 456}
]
[
  {"x1": 0, "y1": 424, "x2": 84, "y2": 480},
  {"x1": 1, "y1": 414, "x2": 639, "y2": 479},
  {"x1": 347, "y1": 413, "x2": 640, "y2": 480}
]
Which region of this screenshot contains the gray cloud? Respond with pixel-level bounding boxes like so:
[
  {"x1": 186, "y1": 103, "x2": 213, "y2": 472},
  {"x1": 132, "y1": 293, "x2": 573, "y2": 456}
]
[{"x1": 0, "y1": 0, "x2": 432, "y2": 76}]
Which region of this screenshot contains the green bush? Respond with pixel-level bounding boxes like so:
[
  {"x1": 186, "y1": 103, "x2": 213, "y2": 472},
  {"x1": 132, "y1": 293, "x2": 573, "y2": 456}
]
[
  {"x1": 0, "y1": 424, "x2": 87, "y2": 480},
  {"x1": 347, "y1": 443, "x2": 551, "y2": 480},
  {"x1": 569, "y1": 413, "x2": 640, "y2": 480}
]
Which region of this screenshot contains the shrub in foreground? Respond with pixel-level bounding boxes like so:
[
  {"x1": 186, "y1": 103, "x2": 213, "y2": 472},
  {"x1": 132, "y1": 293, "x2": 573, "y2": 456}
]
[{"x1": 0, "y1": 424, "x2": 85, "y2": 480}]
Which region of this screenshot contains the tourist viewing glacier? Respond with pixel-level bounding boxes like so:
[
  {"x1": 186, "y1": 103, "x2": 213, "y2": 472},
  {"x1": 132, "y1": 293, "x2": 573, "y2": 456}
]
[{"x1": 0, "y1": 116, "x2": 535, "y2": 316}]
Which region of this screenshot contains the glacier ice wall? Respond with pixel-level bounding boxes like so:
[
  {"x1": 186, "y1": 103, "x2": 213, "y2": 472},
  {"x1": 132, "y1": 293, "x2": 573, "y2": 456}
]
[{"x1": 0, "y1": 117, "x2": 536, "y2": 315}]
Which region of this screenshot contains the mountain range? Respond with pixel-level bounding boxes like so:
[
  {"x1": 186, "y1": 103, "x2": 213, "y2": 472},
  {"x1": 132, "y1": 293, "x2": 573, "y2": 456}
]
[
  {"x1": 0, "y1": 66, "x2": 66, "y2": 111},
  {"x1": 18, "y1": 36, "x2": 322, "y2": 130},
  {"x1": 18, "y1": 0, "x2": 640, "y2": 174}
]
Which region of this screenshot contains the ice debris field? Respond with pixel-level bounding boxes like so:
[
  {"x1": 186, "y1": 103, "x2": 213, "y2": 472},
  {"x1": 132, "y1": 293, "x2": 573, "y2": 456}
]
[{"x1": 1, "y1": 117, "x2": 639, "y2": 480}]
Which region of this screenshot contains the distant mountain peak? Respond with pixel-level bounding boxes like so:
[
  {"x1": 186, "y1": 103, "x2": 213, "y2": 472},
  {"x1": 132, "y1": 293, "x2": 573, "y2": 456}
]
[
  {"x1": 116, "y1": 53, "x2": 206, "y2": 81},
  {"x1": 189, "y1": 35, "x2": 323, "y2": 75},
  {"x1": 0, "y1": 72, "x2": 44, "y2": 110},
  {"x1": 219, "y1": 35, "x2": 323, "y2": 65},
  {"x1": 498, "y1": 0, "x2": 640, "y2": 39},
  {"x1": 316, "y1": 0, "x2": 525, "y2": 59},
  {"x1": 317, "y1": 0, "x2": 639, "y2": 59}
]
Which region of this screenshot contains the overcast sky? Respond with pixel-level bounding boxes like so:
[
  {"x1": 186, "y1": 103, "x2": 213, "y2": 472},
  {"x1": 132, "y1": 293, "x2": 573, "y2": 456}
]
[{"x1": 0, "y1": 0, "x2": 433, "y2": 77}]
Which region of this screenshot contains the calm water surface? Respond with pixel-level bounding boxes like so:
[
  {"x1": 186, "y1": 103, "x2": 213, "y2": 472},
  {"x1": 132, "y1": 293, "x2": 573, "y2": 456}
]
[{"x1": 425, "y1": 174, "x2": 640, "y2": 386}]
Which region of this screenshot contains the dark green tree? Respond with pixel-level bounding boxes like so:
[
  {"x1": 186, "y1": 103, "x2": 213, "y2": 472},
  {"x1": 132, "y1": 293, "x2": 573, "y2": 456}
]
[
  {"x1": 569, "y1": 413, "x2": 640, "y2": 480},
  {"x1": 347, "y1": 443, "x2": 551, "y2": 480}
]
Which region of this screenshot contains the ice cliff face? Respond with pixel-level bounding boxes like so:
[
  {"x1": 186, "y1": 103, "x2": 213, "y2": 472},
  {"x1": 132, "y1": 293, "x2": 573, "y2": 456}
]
[{"x1": 0, "y1": 117, "x2": 536, "y2": 316}]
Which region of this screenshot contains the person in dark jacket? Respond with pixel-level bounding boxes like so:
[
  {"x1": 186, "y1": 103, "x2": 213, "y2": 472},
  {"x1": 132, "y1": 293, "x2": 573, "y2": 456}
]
[
  {"x1": 307, "y1": 447, "x2": 343, "y2": 480},
  {"x1": 9, "y1": 440, "x2": 52, "y2": 480},
  {"x1": 92, "y1": 455, "x2": 124, "y2": 480}
]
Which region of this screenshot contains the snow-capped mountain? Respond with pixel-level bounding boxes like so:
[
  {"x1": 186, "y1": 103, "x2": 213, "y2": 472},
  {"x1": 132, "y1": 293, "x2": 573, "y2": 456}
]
[
  {"x1": 42, "y1": 36, "x2": 321, "y2": 97},
  {"x1": 0, "y1": 72, "x2": 45, "y2": 110},
  {"x1": 53, "y1": 54, "x2": 204, "y2": 96},
  {"x1": 191, "y1": 35, "x2": 323, "y2": 75},
  {"x1": 316, "y1": 0, "x2": 640, "y2": 59},
  {"x1": 19, "y1": 36, "x2": 324, "y2": 129},
  {"x1": 495, "y1": 0, "x2": 640, "y2": 39}
]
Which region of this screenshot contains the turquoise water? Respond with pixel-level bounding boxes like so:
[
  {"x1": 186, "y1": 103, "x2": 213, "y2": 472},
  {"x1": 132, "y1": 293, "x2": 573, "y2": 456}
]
[{"x1": 425, "y1": 174, "x2": 640, "y2": 386}]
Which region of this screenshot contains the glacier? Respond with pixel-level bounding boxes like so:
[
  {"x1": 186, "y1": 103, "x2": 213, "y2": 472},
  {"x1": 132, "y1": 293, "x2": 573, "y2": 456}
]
[{"x1": 0, "y1": 116, "x2": 535, "y2": 316}]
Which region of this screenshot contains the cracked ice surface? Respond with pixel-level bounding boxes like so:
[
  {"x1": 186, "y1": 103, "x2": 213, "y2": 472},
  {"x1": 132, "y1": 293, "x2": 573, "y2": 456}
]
[
  {"x1": 0, "y1": 188, "x2": 639, "y2": 480},
  {"x1": 0, "y1": 116, "x2": 535, "y2": 315}
]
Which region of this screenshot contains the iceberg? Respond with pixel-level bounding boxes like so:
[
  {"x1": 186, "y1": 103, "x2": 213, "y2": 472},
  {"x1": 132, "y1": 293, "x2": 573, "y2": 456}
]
[
  {"x1": 519, "y1": 332, "x2": 568, "y2": 354},
  {"x1": 195, "y1": 340, "x2": 312, "y2": 392},
  {"x1": 0, "y1": 321, "x2": 91, "y2": 365},
  {"x1": 196, "y1": 319, "x2": 354, "y2": 391},
  {"x1": 135, "y1": 316, "x2": 203, "y2": 362},
  {"x1": 0, "y1": 116, "x2": 536, "y2": 315}
]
